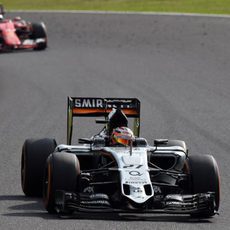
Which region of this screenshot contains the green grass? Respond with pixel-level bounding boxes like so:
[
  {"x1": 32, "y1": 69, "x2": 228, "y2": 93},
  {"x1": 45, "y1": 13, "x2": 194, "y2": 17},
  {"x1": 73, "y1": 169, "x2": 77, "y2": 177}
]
[{"x1": 1, "y1": 0, "x2": 230, "y2": 15}]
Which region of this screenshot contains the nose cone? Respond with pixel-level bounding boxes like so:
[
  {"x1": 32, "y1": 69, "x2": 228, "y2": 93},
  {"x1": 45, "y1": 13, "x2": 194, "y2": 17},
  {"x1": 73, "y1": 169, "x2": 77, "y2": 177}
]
[
  {"x1": 123, "y1": 184, "x2": 154, "y2": 204},
  {"x1": 1, "y1": 21, "x2": 21, "y2": 46}
]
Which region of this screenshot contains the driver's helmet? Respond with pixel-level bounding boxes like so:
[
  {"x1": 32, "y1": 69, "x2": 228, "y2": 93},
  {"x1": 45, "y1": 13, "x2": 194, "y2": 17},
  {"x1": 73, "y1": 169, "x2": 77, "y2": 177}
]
[
  {"x1": 111, "y1": 127, "x2": 134, "y2": 146},
  {"x1": 0, "y1": 14, "x2": 3, "y2": 20},
  {"x1": 13, "y1": 16, "x2": 22, "y2": 21}
]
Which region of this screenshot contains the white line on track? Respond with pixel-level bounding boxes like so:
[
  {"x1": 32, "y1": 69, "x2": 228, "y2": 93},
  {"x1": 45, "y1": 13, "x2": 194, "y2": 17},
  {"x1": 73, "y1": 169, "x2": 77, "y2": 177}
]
[{"x1": 9, "y1": 10, "x2": 230, "y2": 19}]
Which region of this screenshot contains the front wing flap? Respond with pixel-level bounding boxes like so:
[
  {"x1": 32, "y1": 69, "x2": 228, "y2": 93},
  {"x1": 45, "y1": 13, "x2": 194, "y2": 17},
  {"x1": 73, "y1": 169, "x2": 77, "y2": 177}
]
[
  {"x1": 54, "y1": 190, "x2": 216, "y2": 215},
  {"x1": 163, "y1": 193, "x2": 216, "y2": 214}
]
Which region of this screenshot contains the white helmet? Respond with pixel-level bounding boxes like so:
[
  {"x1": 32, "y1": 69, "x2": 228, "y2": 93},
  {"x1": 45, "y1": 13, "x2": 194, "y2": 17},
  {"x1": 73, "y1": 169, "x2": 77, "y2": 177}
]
[{"x1": 0, "y1": 14, "x2": 3, "y2": 20}]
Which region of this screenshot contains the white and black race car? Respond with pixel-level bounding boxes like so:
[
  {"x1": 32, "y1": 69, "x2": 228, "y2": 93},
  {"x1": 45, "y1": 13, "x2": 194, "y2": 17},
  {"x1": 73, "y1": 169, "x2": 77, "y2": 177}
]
[{"x1": 21, "y1": 97, "x2": 220, "y2": 218}]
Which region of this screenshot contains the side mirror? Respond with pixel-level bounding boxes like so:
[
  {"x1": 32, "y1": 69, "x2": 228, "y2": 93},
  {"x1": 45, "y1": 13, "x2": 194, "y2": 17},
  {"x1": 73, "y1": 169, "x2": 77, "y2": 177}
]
[
  {"x1": 78, "y1": 138, "x2": 93, "y2": 144},
  {"x1": 95, "y1": 119, "x2": 107, "y2": 124},
  {"x1": 154, "y1": 139, "x2": 168, "y2": 146}
]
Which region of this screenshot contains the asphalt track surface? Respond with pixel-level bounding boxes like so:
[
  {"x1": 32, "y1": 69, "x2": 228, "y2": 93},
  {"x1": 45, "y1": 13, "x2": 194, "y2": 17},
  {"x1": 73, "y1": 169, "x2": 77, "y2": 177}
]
[{"x1": 1, "y1": 12, "x2": 230, "y2": 230}]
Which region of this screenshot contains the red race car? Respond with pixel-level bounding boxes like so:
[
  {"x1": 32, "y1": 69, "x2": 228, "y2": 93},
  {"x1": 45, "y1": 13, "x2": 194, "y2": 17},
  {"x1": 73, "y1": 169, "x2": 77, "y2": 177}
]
[{"x1": 0, "y1": 5, "x2": 47, "y2": 51}]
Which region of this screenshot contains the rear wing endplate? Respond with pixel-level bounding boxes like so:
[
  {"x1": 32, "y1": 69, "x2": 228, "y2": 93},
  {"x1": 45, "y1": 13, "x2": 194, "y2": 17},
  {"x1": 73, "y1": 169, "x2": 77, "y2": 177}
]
[{"x1": 67, "y1": 97, "x2": 141, "y2": 144}]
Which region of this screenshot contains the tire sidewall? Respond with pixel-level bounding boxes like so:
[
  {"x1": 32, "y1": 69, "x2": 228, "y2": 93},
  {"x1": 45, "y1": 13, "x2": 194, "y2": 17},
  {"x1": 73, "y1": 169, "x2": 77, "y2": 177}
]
[
  {"x1": 21, "y1": 138, "x2": 57, "y2": 197},
  {"x1": 43, "y1": 152, "x2": 80, "y2": 213},
  {"x1": 188, "y1": 154, "x2": 220, "y2": 212}
]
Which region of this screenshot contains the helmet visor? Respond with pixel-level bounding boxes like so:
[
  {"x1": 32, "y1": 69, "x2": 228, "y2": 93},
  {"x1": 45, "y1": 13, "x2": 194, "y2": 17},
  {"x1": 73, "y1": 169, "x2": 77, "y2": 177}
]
[
  {"x1": 115, "y1": 136, "x2": 130, "y2": 146},
  {"x1": 113, "y1": 133, "x2": 134, "y2": 146}
]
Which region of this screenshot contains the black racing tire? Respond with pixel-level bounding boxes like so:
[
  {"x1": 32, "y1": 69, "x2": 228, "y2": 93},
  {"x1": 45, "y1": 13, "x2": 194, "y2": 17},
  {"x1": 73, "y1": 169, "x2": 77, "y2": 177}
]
[
  {"x1": 188, "y1": 154, "x2": 220, "y2": 218},
  {"x1": 0, "y1": 36, "x2": 4, "y2": 45},
  {"x1": 43, "y1": 152, "x2": 80, "y2": 214},
  {"x1": 21, "y1": 138, "x2": 57, "y2": 197},
  {"x1": 30, "y1": 22, "x2": 47, "y2": 50}
]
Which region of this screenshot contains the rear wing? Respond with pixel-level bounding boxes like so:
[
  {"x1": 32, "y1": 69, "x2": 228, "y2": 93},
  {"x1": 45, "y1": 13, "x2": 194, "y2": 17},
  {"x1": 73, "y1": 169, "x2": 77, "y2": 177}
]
[{"x1": 67, "y1": 97, "x2": 141, "y2": 144}]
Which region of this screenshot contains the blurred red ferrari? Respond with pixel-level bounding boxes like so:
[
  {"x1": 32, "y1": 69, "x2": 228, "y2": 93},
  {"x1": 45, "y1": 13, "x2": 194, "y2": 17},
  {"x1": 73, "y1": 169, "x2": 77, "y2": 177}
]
[{"x1": 0, "y1": 5, "x2": 47, "y2": 51}]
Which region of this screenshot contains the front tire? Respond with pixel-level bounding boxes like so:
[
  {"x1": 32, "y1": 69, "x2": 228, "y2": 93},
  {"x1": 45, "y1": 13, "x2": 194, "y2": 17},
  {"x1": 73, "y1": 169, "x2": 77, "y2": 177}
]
[
  {"x1": 188, "y1": 154, "x2": 220, "y2": 218},
  {"x1": 21, "y1": 138, "x2": 57, "y2": 197},
  {"x1": 43, "y1": 152, "x2": 80, "y2": 213},
  {"x1": 30, "y1": 22, "x2": 47, "y2": 50}
]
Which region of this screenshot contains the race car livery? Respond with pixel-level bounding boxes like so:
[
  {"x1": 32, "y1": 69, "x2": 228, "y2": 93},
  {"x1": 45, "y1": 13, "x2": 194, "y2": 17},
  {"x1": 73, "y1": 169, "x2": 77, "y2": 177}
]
[
  {"x1": 0, "y1": 4, "x2": 47, "y2": 51},
  {"x1": 21, "y1": 97, "x2": 220, "y2": 218}
]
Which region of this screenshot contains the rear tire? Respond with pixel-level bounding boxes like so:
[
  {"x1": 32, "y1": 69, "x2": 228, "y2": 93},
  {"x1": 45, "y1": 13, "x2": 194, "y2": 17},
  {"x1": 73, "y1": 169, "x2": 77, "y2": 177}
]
[
  {"x1": 43, "y1": 152, "x2": 80, "y2": 213},
  {"x1": 30, "y1": 22, "x2": 47, "y2": 50},
  {"x1": 21, "y1": 138, "x2": 57, "y2": 197},
  {"x1": 188, "y1": 154, "x2": 220, "y2": 218}
]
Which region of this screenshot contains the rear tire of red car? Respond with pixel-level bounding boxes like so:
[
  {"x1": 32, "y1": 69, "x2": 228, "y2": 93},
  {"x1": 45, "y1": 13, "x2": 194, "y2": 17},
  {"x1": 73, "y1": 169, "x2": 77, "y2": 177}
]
[
  {"x1": 30, "y1": 22, "x2": 47, "y2": 50},
  {"x1": 21, "y1": 138, "x2": 57, "y2": 197},
  {"x1": 43, "y1": 152, "x2": 80, "y2": 214},
  {"x1": 188, "y1": 154, "x2": 220, "y2": 218}
]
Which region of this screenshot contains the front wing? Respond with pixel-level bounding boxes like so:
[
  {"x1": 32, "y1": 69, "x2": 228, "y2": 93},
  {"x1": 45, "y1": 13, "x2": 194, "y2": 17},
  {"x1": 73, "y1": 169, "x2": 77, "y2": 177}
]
[
  {"x1": 54, "y1": 190, "x2": 216, "y2": 215},
  {"x1": 0, "y1": 38, "x2": 46, "y2": 51}
]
